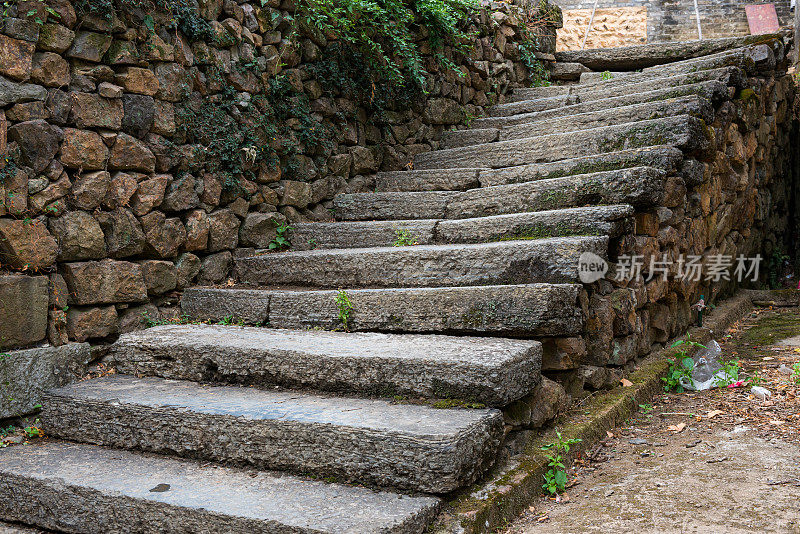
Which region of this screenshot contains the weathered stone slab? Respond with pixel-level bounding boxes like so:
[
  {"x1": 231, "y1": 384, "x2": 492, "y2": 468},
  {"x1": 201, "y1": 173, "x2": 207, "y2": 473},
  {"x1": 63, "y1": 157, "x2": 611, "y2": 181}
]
[
  {"x1": 43, "y1": 374, "x2": 503, "y2": 493},
  {"x1": 236, "y1": 236, "x2": 608, "y2": 287},
  {"x1": 0, "y1": 76, "x2": 48, "y2": 107},
  {"x1": 453, "y1": 95, "x2": 714, "y2": 148},
  {"x1": 182, "y1": 284, "x2": 583, "y2": 336},
  {"x1": 0, "y1": 343, "x2": 90, "y2": 418},
  {"x1": 288, "y1": 206, "x2": 629, "y2": 250},
  {"x1": 375, "y1": 168, "x2": 481, "y2": 192},
  {"x1": 413, "y1": 115, "x2": 711, "y2": 170},
  {"x1": 333, "y1": 191, "x2": 457, "y2": 221},
  {"x1": 554, "y1": 34, "x2": 779, "y2": 70},
  {"x1": 475, "y1": 78, "x2": 731, "y2": 129},
  {"x1": 488, "y1": 92, "x2": 573, "y2": 117},
  {"x1": 478, "y1": 146, "x2": 683, "y2": 187},
  {"x1": 109, "y1": 324, "x2": 542, "y2": 406},
  {"x1": 440, "y1": 128, "x2": 498, "y2": 149},
  {"x1": 452, "y1": 167, "x2": 669, "y2": 219},
  {"x1": 435, "y1": 205, "x2": 633, "y2": 241},
  {"x1": 0, "y1": 275, "x2": 48, "y2": 351},
  {"x1": 498, "y1": 95, "x2": 713, "y2": 142},
  {"x1": 289, "y1": 220, "x2": 437, "y2": 249},
  {"x1": 0, "y1": 441, "x2": 440, "y2": 533}
]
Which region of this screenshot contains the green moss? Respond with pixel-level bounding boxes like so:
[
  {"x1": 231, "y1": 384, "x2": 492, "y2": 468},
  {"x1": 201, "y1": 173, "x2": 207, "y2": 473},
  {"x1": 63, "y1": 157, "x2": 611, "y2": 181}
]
[
  {"x1": 736, "y1": 88, "x2": 758, "y2": 102},
  {"x1": 742, "y1": 310, "x2": 800, "y2": 346}
]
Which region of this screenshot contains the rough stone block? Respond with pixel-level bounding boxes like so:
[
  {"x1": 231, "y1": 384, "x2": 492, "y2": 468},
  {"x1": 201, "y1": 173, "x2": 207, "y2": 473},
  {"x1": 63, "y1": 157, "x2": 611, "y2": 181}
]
[
  {"x1": 0, "y1": 219, "x2": 58, "y2": 270},
  {"x1": 0, "y1": 274, "x2": 48, "y2": 350},
  {"x1": 0, "y1": 34, "x2": 35, "y2": 81},
  {"x1": 61, "y1": 259, "x2": 148, "y2": 305},
  {"x1": 66, "y1": 305, "x2": 118, "y2": 342},
  {"x1": 0, "y1": 343, "x2": 90, "y2": 417}
]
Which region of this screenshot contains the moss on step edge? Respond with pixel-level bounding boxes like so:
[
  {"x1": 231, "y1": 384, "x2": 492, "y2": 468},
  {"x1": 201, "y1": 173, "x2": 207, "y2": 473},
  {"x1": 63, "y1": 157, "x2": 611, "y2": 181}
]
[{"x1": 430, "y1": 290, "x2": 787, "y2": 534}]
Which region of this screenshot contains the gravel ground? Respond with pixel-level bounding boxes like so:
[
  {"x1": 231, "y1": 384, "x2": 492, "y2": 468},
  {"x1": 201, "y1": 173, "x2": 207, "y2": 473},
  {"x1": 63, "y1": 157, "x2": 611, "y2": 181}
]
[{"x1": 506, "y1": 306, "x2": 800, "y2": 534}]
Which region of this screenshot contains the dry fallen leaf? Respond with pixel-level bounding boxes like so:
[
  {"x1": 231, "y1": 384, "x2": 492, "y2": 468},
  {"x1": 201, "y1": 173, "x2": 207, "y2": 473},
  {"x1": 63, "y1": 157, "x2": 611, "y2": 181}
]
[
  {"x1": 668, "y1": 423, "x2": 687, "y2": 433},
  {"x1": 706, "y1": 410, "x2": 725, "y2": 419},
  {"x1": 606, "y1": 431, "x2": 614, "y2": 438},
  {"x1": 769, "y1": 420, "x2": 786, "y2": 425},
  {"x1": 620, "y1": 378, "x2": 634, "y2": 387}
]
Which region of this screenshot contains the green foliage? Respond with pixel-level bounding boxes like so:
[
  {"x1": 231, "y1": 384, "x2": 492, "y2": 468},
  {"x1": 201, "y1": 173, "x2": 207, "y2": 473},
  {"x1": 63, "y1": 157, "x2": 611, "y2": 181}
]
[
  {"x1": 713, "y1": 360, "x2": 741, "y2": 387},
  {"x1": 72, "y1": 0, "x2": 214, "y2": 42},
  {"x1": 23, "y1": 419, "x2": 42, "y2": 439},
  {"x1": 268, "y1": 221, "x2": 293, "y2": 251},
  {"x1": 541, "y1": 430, "x2": 581, "y2": 495},
  {"x1": 766, "y1": 250, "x2": 789, "y2": 289},
  {"x1": 335, "y1": 289, "x2": 354, "y2": 331},
  {"x1": 519, "y1": 40, "x2": 551, "y2": 87},
  {"x1": 392, "y1": 228, "x2": 419, "y2": 247},
  {"x1": 662, "y1": 335, "x2": 706, "y2": 393},
  {"x1": 296, "y1": 0, "x2": 478, "y2": 88},
  {"x1": 792, "y1": 362, "x2": 800, "y2": 385},
  {"x1": 600, "y1": 70, "x2": 614, "y2": 81}
]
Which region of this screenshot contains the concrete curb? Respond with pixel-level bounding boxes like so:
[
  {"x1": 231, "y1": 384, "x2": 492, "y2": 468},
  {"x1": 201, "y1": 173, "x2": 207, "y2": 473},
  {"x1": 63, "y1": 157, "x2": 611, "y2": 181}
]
[{"x1": 432, "y1": 289, "x2": 798, "y2": 533}]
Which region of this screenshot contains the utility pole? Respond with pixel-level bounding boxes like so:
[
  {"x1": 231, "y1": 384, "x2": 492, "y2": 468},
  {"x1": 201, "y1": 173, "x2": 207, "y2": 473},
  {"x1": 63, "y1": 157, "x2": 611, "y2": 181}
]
[
  {"x1": 795, "y1": 0, "x2": 800, "y2": 65},
  {"x1": 693, "y1": 0, "x2": 703, "y2": 40}
]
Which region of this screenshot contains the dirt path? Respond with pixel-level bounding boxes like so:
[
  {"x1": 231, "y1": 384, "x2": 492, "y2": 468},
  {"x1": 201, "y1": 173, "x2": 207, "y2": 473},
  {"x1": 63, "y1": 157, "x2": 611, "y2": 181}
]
[{"x1": 505, "y1": 307, "x2": 800, "y2": 534}]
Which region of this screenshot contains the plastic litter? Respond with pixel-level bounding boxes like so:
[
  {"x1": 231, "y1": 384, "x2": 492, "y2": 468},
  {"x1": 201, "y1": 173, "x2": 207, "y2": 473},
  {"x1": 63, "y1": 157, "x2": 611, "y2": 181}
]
[
  {"x1": 679, "y1": 340, "x2": 728, "y2": 391},
  {"x1": 778, "y1": 364, "x2": 794, "y2": 376},
  {"x1": 751, "y1": 386, "x2": 772, "y2": 401}
]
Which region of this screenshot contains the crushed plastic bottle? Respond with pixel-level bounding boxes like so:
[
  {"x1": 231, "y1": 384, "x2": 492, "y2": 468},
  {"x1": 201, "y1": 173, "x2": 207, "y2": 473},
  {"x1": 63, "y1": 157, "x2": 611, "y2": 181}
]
[{"x1": 678, "y1": 340, "x2": 728, "y2": 391}]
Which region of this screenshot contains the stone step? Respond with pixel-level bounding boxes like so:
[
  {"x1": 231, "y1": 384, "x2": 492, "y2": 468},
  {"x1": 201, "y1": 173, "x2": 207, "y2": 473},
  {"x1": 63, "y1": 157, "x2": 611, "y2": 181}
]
[
  {"x1": 236, "y1": 236, "x2": 608, "y2": 288},
  {"x1": 182, "y1": 283, "x2": 584, "y2": 337},
  {"x1": 478, "y1": 145, "x2": 684, "y2": 187},
  {"x1": 108, "y1": 325, "x2": 543, "y2": 406},
  {"x1": 473, "y1": 77, "x2": 730, "y2": 129},
  {"x1": 413, "y1": 115, "x2": 710, "y2": 170},
  {"x1": 453, "y1": 167, "x2": 673, "y2": 219},
  {"x1": 334, "y1": 167, "x2": 669, "y2": 221},
  {"x1": 364, "y1": 146, "x2": 682, "y2": 193},
  {"x1": 375, "y1": 168, "x2": 481, "y2": 192},
  {"x1": 501, "y1": 66, "x2": 740, "y2": 111},
  {"x1": 578, "y1": 42, "x2": 777, "y2": 84},
  {"x1": 445, "y1": 94, "x2": 714, "y2": 148},
  {"x1": 43, "y1": 375, "x2": 503, "y2": 493},
  {"x1": 289, "y1": 205, "x2": 632, "y2": 249},
  {"x1": 0, "y1": 441, "x2": 440, "y2": 533},
  {"x1": 554, "y1": 34, "x2": 779, "y2": 71}
]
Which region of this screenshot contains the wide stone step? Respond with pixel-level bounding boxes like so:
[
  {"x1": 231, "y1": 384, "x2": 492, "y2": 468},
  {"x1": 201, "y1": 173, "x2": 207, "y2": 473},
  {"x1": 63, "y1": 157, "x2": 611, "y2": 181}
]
[
  {"x1": 413, "y1": 115, "x2": 710, "y2": 170},
  {"x1": 366, "y1": 146, "x2": 682, "y2": 192},
  {"x1": 501, "y1": 66, "x2": 740, "y2": 111},
  {"x1": 236, "y1": 236, "x2": 608, "y2": 287},
  {"x1": 454, "y1": 167, "x2": 673, "y2": 219},
  {"x1": 108, "y1": 325, "x2": 542, "y2": 406},
  {"x1": 375, "y1": 168, "x2": 481, "y2": 192},
  {"x1": 554, "y1": 34, "x2": 779, "y2": 70},
  {"x1": 578, "y1": 41, "x2": 778, "y2": 84},
  {"x1": 290, "y1": 205, "x2": 632, "y2": 249},
  {"x1": 478, "y1": 145, "x2": 684, "y2": 187},
  {"x1": 182, "y1": 283, "x2": 584, "y2": 336},
  {"x1": 473, "y1": 78, "x2": 730, "y2": 129},
  {"x1": 334, "y1": 167, "x2": 669, "y2": 221},
  {"x1": 43, "y1": 375, "x2": 503, "y2": 493},
  {"x1": 445, "y1": 95, "x2": 713, "y2": 148},
  {"x1": 0, "y1": 441, "x2": 440, "y2": 533}
]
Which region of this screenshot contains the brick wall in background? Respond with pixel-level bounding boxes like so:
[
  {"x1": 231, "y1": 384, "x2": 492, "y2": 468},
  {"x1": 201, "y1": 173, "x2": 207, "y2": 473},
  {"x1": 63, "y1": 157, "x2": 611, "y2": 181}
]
[{"x1": 553, "y1": 0, "x2": 792, "y2": 49}]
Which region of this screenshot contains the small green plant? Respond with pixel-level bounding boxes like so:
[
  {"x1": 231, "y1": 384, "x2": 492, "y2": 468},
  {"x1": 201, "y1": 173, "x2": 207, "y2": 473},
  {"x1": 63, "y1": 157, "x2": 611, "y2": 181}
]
[
  {"x1": 335, "y1": 289, "x2": 354, "y2": 331},
  {"x1": 269, "y1": 222, "x2": 292, "y2": 251},
  {"x1": 639, "y1": 403, "x2": 653, "y2": 414},
  {"x1": 600, "y1": 70, "x2": 614, "y2": 81},
  {"x1": 792, "y1": 362, "x2": 800, "y2": 385},
  {"x1": 431, "y1": 399, "x2": 486, "y2": 409},
  {"x1": 662, "y1": 335, "x2": 706, "y2": 393},
  {"x1": 747, "y1": 373, "x2": 765, "y2": 387},
  {"x1": 218, "y1": 315, "x2": 242, "y2": 326},
  {"x1": 392, "y1": 228, "x2": 419, "y2": 247},
  {"x1": 23, "y1": 420, "x2": 42, "y2": 439},
  {"x1": 713, "y1": 360, "x2": 741, "y2": 387},
  {"x1": 541, "y1": 430, "x2": 581, "y2": 495}
]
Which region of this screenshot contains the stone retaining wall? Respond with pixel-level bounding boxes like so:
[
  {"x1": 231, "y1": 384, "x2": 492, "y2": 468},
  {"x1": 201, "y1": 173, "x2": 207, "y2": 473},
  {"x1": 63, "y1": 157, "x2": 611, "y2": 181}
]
[{"x1": 0, "y1": 0, "x2": 552, "y2": 349}]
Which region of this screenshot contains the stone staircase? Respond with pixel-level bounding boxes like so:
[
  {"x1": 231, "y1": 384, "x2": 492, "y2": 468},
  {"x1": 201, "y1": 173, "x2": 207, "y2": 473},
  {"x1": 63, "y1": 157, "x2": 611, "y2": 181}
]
[{"x1": 0, "y1": 37, "x2": 785, "y2": 533}]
